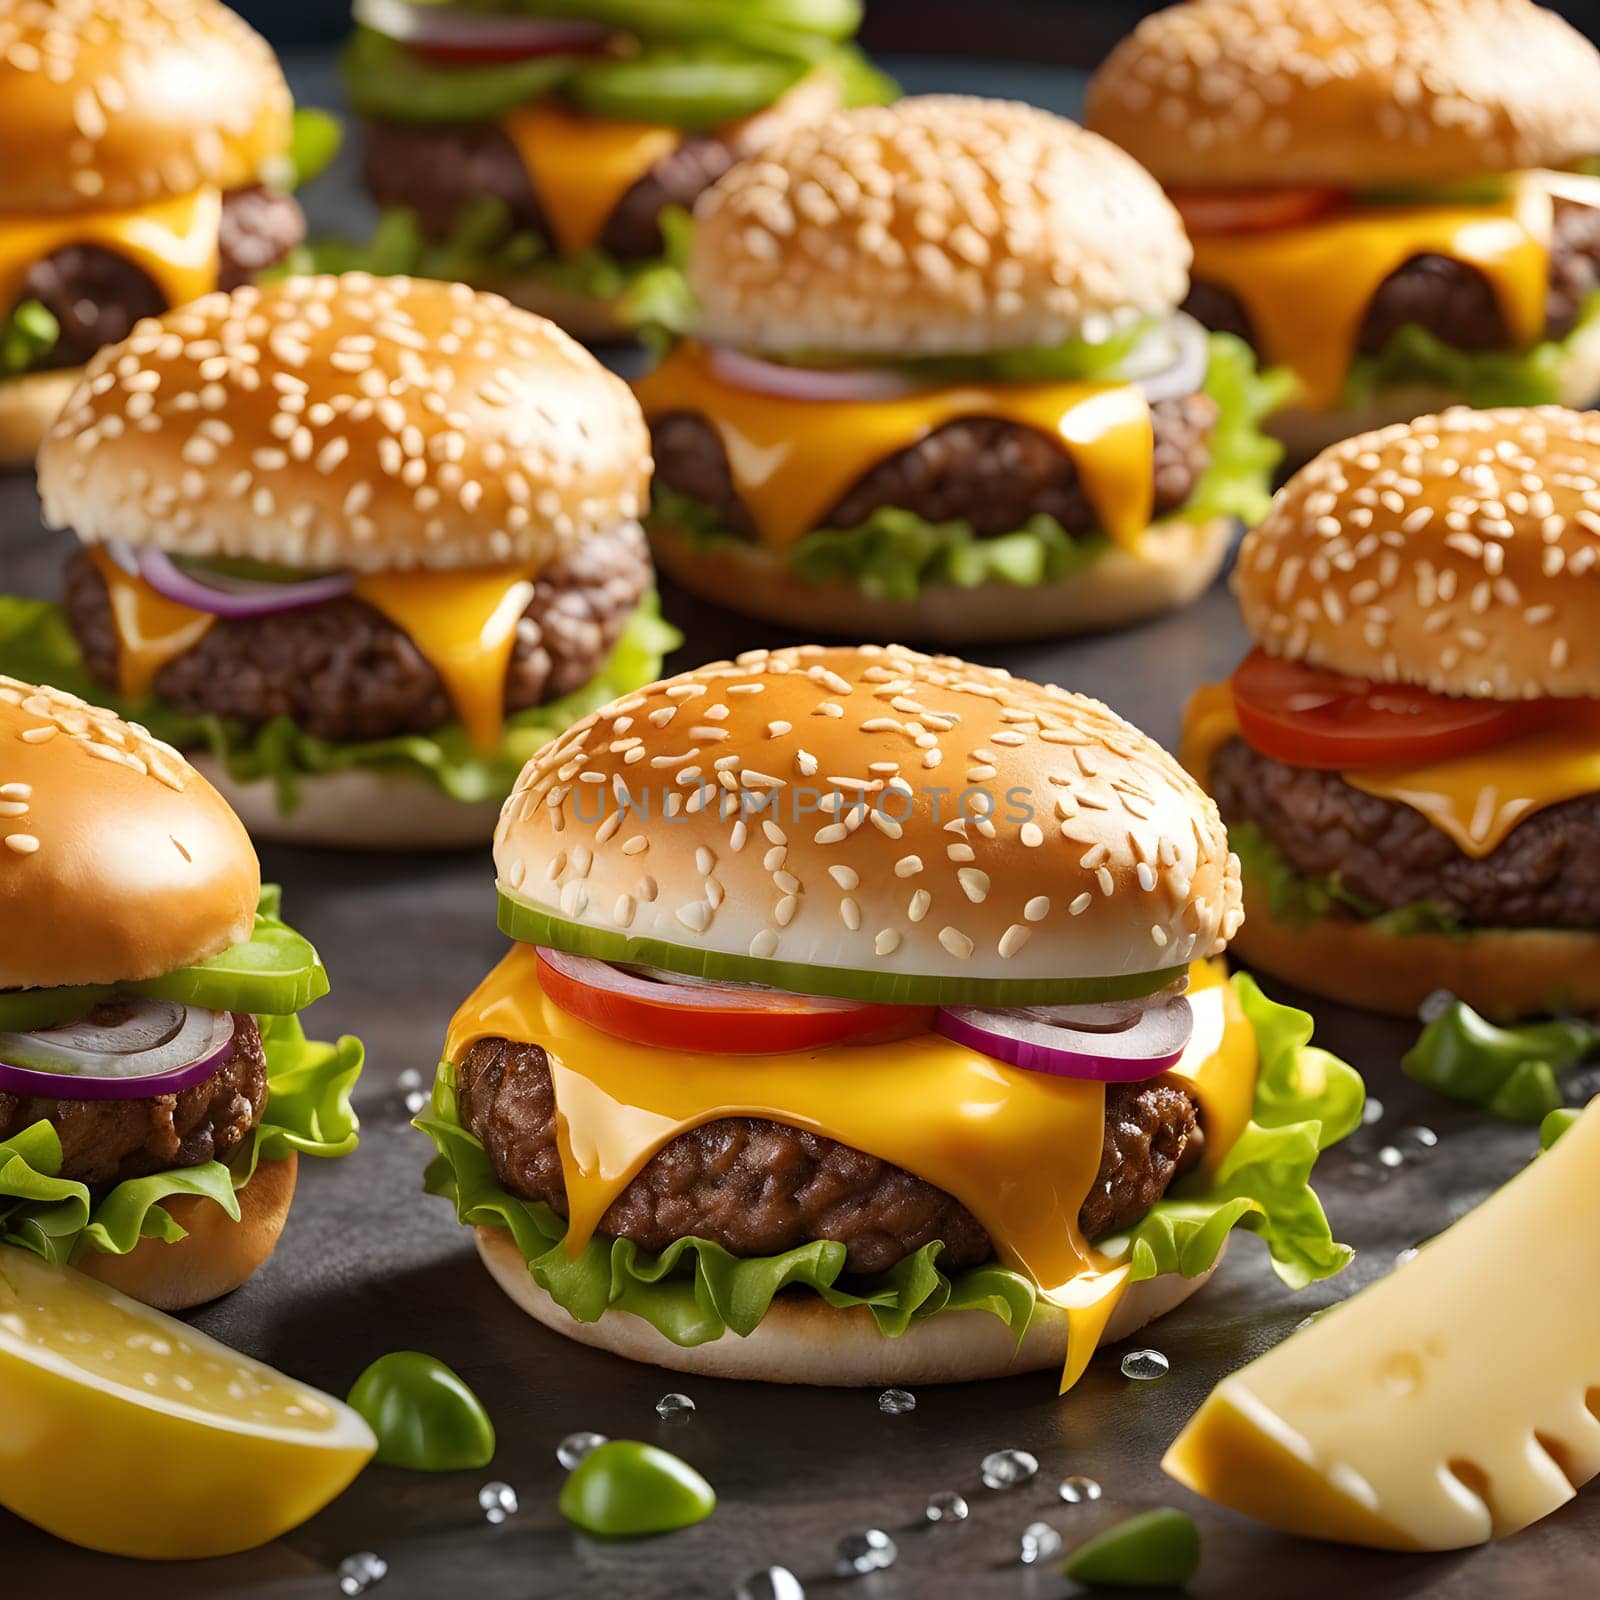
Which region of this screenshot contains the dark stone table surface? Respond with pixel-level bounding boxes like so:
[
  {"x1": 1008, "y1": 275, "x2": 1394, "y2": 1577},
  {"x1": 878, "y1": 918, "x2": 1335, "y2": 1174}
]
[{"x1": 1, "y1": 49, "x2": 1595, "y2": 1600}]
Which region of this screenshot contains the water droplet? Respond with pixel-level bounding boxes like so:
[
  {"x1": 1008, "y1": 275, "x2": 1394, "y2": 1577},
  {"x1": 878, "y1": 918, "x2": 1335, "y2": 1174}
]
[
  {"x1": 1396, "y1": 1246, "x2": 1420, "y2": 1266},
  {"x1": 1058, "y1": 1475, "x2": 1102, "y2": 1504},
  {"x1": 734, "y1": 1568, "x2": 806, "y2": 1600},
  {"x1": 835, "y1": 1529, "x2": 897, "y2": 1575},
  {"x1": 1418, "y1": 988, "x2": 1455, "y2": 1024},
  {"x1": 557, "y1": 1430, "x2": 607, "y2": 1469},
  {"x1": 925, "y1": 1490, "x2": 970, "y2": 1523},
  {"x1": 397, "y1": 1069, "x2": 423, "y2": 1091},
  {"x1": 337, "y1": 1553, "x2": 388, "y2": 1596},
  {"x1": 1377, "y1": 1145, "x2": 1404, "y2": 1169},
  {"x1": 1121, "y1": 1348, "x2": 1170, "y2": 1381},
  {"x1": 980, "y1": 1448, "x2": 1038, "y2": 1490},
  {"x1": 1400, "y1": 1125, "x2": 1439, "y2": 1156},
  {"x1": 656, "y1": 1391, "x2": 696, "y2": 1421},
  {"x1": 878, "y1": 1387, "x2": 916, "y2": 1415},
  {"x1": 478, "y1": 1481, "x2": 518, "y2": 1524},
  {"x1": 1019, "y1": 1521, "x2": 1063, "y2": 1565},
  {"x1": 404, "y1": 1090, "x2": 428, "y2": 1115},
  {"x1": 397, "y1": 1070, "x2": 426, "y2": 1115},
  {"x1": 1362, "y1": 1096, "x2": 1386, "y2": 1126}
]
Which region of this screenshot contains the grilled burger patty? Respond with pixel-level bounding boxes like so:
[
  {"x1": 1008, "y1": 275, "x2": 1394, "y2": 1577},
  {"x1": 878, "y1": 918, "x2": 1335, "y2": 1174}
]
[
  {"x1": 361, "y1": 119, "x2": 736, "y2": 263},
  {"x1": 457, "y1": 1036, "x2": 1206, "y2": 1275},
  {"x1": 0, "y1": 1011, "x2": 266, "y2": 1188},
  {"x1": 651, "y1": 392, "x2": 1218, "y2": 543},
  {"x1": 1185, "y1": 196, "x2": 1600, "y2": 361},
  {"x1": 62, "y1": 522, "x2": 652, "y2": 742},
  {"x1": 16, "y1": 187, "x2": 306, "y2": 372},
  {"x1": 1212, "y1": 736, "x2": 1600, "y2": 931}
]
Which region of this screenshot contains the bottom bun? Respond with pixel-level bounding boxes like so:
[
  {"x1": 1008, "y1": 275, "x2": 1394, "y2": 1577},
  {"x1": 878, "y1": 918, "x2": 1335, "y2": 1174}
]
[
  {"x1": 483, "y1": 274, "x2": 626, "y2": 343},
  {"x1": 75, "y1": 1154, "x2": 297, "y2": 1312},
  {"x1": 476, "y1": 1224, "x2": 1223, "y2": 1385},
  {"x1": 1231, "y1": 875, "x2": 1600, "y2": 1020},
  {"x1": 189, "y1": 755, "x2": 503, "y2": 850},
  {"x1": 1269, "y1": 317, "x2": 1600, "y2": 466},
  {"x1": 0, "y1": 367, "x2": 82, "y2": 468},
  {"x1": 649, "y1": 515, "x2": 1236, "y2": 644}
]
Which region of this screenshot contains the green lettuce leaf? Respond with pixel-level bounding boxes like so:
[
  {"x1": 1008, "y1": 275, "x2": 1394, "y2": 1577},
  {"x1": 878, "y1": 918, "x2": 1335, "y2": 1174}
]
[
  {"x1": 0, "y1": 1012, "x2": 364, "y2": 1265},
  {"x1": 645, "y1": 333, "x2": 1284, "y2": 598},
  {"x1": 1541, "y1": 1106, "x2": 1581, "y2": 1149},
  {"x1": 286, "y1": 108, "x2": 343, "y2": 191},
  {"x1": 1343, "y1": 290, "x2": 1600, "y2": 411},
  {"x1": 1, "y1": 300, "x2": 61, "y2": 378},
  {"x1": 416, "y1": 973, "x2": 1356, "y2": 1355},
  {"x1": 0, "y1": 593, "x2": 679, "y2": 815}
]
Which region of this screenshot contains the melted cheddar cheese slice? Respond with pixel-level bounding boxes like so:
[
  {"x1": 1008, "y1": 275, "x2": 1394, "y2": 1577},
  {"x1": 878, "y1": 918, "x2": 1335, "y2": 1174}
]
[
  {"x1": 635, "y1": 340, "x2": 1156, "y2": 553},
  {"x1": 1188, "y1": 176, "x2": 1561, "y2": 409},
  {"x1": 500, "y1": 103, "x2": 682, "y2": 257},
  {"x1": 1181, "y1": 680, "x2": 1600, "y2": 860},
  {"x1": 0, "y1": 189, "x2": 222, "y2": 339},
  {"x1": 85, "y1": 547, "x2": 536, "y2": 754},
  {"x1": 445, "y1": 948, "x2": 1259, "y2": 1390}
]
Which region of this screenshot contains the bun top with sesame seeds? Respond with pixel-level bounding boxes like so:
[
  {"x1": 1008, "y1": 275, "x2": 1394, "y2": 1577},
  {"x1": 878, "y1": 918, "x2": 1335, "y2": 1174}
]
[
  {"x1": 685, "y1": 96, "x2": 1191, "y2": 358},
  {"x1": 1234, "y1": 406, "x2": 1600, "y2": 700},
  {"x1": 0, "y1": 0, "x2": 291, "y2": 216},
  {"x1": 494, "y1": 643, "x2": 1242, "y2": 985},
  {"x1": 1085, "y1": 0, "x2": 1600, "y2": 191},
  {"x1": 36, "y1": 275, "x2": 654, "y2": 575},
  {"x1": 0, "y1": 677, "x2": 258, "y2": 989}
]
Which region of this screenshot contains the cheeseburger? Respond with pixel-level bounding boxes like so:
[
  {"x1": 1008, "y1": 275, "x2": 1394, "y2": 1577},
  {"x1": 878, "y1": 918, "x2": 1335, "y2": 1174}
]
[
  {"x1": 634, "y1": 97, "x2": 1286, "y2": 643},
  {"x1": 4, "y1": 274, "x2": 677, "y2": 849},
  {"x1": 1086, "y1": 0, "x2": 1600, "y2": 463},
  {"x1": 0, "y1": 676, "x2": 361, "y2": 1311},
  {"x1": 421, "y1": 644, "x2": 1358, "y2": 1388},
  {"x1": 0, "y1": 0, "x2": 309, "y2": 465},
  {"x1": 1183, "y1": 406, "x2": 1600, "y2": 1019},
  {"x1": 341, "y1": 0, "x2": 889, "y2": 338}
]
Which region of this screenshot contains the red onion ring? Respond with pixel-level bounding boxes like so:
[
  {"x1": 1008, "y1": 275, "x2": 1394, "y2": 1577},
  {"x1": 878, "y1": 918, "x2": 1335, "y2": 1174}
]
[
  {"x1": 353, "y1": 0, "x2": 610, "y2": 54},
  {"x1": 538, "y1": 947, "x2": 871, "y2": 1016},
  {"x1": 936, "y1": 993, "x2": 1193, "y2": 1081},
  {"x1": 706, "y1": 345, "x2": 922, "y2": 403},
  {"x1": 117, "y1": 543, "x2": 354, "y2": 619},
  {"x1": 0, "y1": 1001, "x2": 236, "y2": 1102}
]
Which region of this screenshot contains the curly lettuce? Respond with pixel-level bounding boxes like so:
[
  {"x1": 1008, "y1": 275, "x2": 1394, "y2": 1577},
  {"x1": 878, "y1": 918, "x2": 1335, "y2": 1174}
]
[
  {"x1": 416, "y1": 974, "x2": 1359, "y2": 1364},
  {"x1": 1, "y1": 300, "x2": 61, "y2": 379},
  {"x1": 0, "y1": 593, "x2": 679, "y2": 816},
  {"x1": 647, "y1": 334, "x2": 1286, "y2": 599}
]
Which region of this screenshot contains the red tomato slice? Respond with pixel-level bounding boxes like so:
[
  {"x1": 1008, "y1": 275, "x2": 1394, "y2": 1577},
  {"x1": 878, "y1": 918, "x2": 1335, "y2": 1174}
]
[
  {"x1": 535, "y1": 948, "x2": 930, "y2": 1055},
  {"x1": 1171, "y1": 186, "x2": 1347, "y2": 236},
  {"x1": 1229, "y1": 649, "x2": 1563, "y2": 769}
]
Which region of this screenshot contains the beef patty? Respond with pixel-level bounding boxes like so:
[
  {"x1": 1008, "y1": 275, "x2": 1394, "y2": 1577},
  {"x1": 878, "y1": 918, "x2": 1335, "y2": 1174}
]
[
  {"x1": 651, "y1": 391, "x2": 1218, "y2": 543},
  {"x1": 0, "y1": 1011, "x2": 266, "y2": 1188},
  {"x1": 1212, "y1": 735, "x2": 1600, "y2": 931},
  {"x1": 457, "y1": 1037, "x2": 1205, "y2": 1275},
  {"x1": 62, "y1": 521, "x2": 652, "y2": 741},
  {"x1": 16, "y1": 186, "x2": 306, "y2": 372},
  {"x1": 1184, "y1": 197, "x2": 1600, "y2": 362},
  {"x1": 361, "y1": 119, "x2": 735, "y2": 263}
]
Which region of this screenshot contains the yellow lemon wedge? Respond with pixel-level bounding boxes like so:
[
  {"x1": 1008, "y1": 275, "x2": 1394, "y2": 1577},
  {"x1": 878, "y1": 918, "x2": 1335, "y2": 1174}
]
[{"x1": 0, "y1": 1245, "x2": 376, "y2": 1559}]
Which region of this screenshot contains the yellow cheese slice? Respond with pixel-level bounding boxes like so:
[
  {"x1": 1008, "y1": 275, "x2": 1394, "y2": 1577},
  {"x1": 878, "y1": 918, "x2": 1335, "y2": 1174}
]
[
  {"x1": 634, "y1": 339, "x2": 1156, "y2": 553},
  {"x1": 0, "y1": 189, "x2": 222, "y2": 334},
  {"x1": 444, "y1": 949, "x2": 1258, "y2": 1387},
  {"x1": 84, "y1": 548, "x2": 534, "y2": 753},
  {"x1": 1180, "y1": 679, "x2": 1600, "y2": 860},
  {"x1": 500, "y1": 102, "x2": 682, "y2": 257},
  {"x1": 1188, "y1": 177, "x2": 1554, "y2": 409},
  {"x1": 1163, "y1": 1099, "x2": 1600, "y2": 1550}
]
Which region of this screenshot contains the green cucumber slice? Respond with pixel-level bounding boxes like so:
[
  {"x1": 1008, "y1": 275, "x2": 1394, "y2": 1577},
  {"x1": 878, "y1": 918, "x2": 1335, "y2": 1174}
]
[
  {"x1": 497, "y1": 889, "x2": 1186, "y2": 1007},
  {"x1": 565, "y1": 48, "x2": 807, "y2": 129},
  {"x1": 341, "y1": 29, "x2": 579, "y2": 124},
  {"x1": 535, "y1": 0, "x2": 860, "y2": 49}
]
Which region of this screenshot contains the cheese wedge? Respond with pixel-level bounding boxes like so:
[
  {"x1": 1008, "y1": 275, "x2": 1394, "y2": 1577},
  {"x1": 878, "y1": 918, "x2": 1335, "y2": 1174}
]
[{"x1": 1164, "y1": 1098, "x2": 1600, "y2": 1550}]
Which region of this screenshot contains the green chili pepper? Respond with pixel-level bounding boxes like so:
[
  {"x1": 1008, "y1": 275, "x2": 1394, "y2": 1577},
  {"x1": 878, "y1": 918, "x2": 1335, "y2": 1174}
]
[
  {"x1": 347, "y1": 1352, "x2": 495, "y2": 1472},
  {"x1": 1061, "y1": 1507, "x2": 1201, "y2": 1588},
  {"x1": 558, "y1": 1440, "x2": 716, "y2": 1537}
]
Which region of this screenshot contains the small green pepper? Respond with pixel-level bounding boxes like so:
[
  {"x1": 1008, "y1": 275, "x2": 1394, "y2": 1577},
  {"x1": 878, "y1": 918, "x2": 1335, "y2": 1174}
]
[
  {"x1": 1061, "y1": 1507, "x2": 1201, "y2": 1589},
  {"x1": 558, "y1": 1440, "x2": 715, "y2": 1537},
  {"x1": 347, "y1": 1352, "x2": 495, "y2": 1472}
]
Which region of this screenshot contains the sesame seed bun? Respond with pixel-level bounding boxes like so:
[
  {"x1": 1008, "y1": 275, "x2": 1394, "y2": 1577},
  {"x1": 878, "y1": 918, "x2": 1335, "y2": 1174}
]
[
  {"x1": 0, "y1": 677, "x2": 258, "y2": 990},
  {"x1": 76, "y1": 1154, "x2": 297, "y2": 1312},
  {"x1": 475, "y1": 1222, "x2": 1224, "y2": 1386},
  {"x1": 495, "y1": 643, "x2": 1242, "y2": 985},
  {"x1": 1234, "y1": 406, "x2": 1600, "y2": 701},
  {"x1": 0, "y1": 0, "x2": 292, "y2": 215},
  {"x1": 1085, "y1": 0, "x2": 1600, "y2": 191},
  {"x1": 688, "y1": 96, "x2": 1191, "y2": 357},
  {"x1": 36, "y1": 274, "x2": 652, "y2": 575}
]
